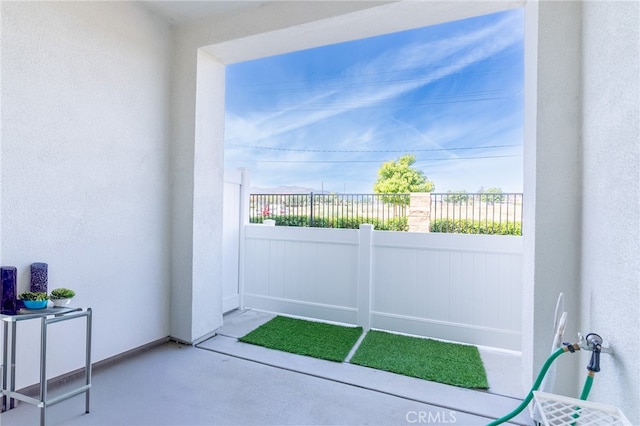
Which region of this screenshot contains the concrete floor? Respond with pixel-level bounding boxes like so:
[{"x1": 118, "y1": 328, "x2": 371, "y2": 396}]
[{"x1": 1, "y1": 310, "x2": 531, "y2": 426}]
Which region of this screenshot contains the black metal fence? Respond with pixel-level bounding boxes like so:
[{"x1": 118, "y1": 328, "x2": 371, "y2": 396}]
[
  {"x1": 249, "y1": 192, "x2": 523, "y2": 234},
  {"x1": 249, "y1": 193, "x2": 409, "y2": 231},
  {"x1": 429, "y1": 192, "x2": 523, "y2": 235}
]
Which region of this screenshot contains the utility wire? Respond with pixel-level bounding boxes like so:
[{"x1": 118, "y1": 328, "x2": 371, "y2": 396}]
[
  {"x1": 256, "y1": 154, "x2": 520, "y2": 163},
  {"x1": 229, "y1": 143, "x2": 520, "y2": 153}
]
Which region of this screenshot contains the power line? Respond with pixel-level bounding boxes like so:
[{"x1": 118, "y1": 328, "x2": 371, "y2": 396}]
[
  {"x1": 256, "y1": 154, "x2": 520, "y2": 163},
  {"x1": 229, "y1": 143, "x2": 520, "y2": 153}
]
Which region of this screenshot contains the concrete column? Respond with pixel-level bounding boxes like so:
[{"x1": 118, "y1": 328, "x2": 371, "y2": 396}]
[
  {"x1": 408, "y1": 193, "x2": 431, "y2": 233},
  {"x1": 169, "y1": 48, "x2": 225, "y2": 344},
  {"x1": 522, "y1": 0, "x2": 583, "y2": 397}
]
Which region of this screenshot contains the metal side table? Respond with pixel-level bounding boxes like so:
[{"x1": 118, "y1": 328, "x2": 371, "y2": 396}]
[{"x1": 1, "y1": 306, "x2": 92, "y2": 426}]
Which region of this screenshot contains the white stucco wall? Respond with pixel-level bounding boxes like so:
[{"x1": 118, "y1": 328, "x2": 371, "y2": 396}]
[
  {"x1": 581, "y1": 2, "x2": 640, "y2": 423},
  {"x1": 522, "y1": 0, "x2": 584, "y2": 397},
  {"x1": 1, "y1": 1, "x2": 172, "y2": 387},
  {"x1": 525, "y1": 1, "x2": 639, "y2": 421}
]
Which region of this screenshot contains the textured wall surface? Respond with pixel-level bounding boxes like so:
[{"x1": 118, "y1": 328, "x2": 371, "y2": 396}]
[
  {"x1": 1, "y1": 1, "x2": 172, "y2": 386},
  {"x1": 523, "y1": 2, "x2": 639, "y2": 421},
  {"x1": 523, "y1": 0, "x2": 584, "y2": 398},
  {"x1": 580, "y1": 2, "x2": 640, "y2": 423}
]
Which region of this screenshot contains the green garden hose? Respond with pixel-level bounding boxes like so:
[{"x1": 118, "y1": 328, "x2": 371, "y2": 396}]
[
  {"x1": 487, "y1": 345, "x2": 577, "y2": 426},
  {"x1": 568, "y1": 372, "x2": 596, "y2": 425},
  {"x1": 579, "y1": 373, "x2": 594, "y2": 401}
]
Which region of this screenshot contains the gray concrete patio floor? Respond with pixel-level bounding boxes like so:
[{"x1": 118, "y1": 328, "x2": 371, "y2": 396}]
[{"x1": 1, "y1": 309, "x2": 531, "y2": 426}]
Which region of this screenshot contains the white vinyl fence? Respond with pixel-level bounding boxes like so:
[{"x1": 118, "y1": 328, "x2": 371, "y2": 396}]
[{"x1": 242, "y1": 224, "x2": 523, "y2": 351}]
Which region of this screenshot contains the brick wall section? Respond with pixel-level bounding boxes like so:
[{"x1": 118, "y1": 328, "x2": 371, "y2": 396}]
[{"x1": 408, "y1": 193, "x2": 431, "y2": 233}]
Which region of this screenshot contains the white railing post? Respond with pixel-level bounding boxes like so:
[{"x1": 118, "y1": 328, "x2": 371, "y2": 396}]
[
  {"x1": 357, "y1": 224, "x2": 374, "y2": 330},
  {"x1": 238, "y1": 168, "x2": 249, "y2": 309},
  {"x1": 239, "y1": 168, "x2": 250, "y2": 225}
]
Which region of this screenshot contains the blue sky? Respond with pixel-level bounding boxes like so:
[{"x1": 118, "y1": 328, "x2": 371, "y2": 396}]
[{"x1": 224, "y1": 9, "x2": 524, "y2": 194}]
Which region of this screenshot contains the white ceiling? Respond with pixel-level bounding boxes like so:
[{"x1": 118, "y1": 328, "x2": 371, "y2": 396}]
[{"x1": 142, "y1": 1, "x2": 271, "y2": 24}]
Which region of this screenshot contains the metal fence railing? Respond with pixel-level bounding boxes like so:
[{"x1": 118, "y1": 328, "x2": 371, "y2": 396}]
[
  {"x1": 429, "y1": 192, "x2": 523, "y2": 235},
  {"x1": 249, "y1": 193, "x2": 409, "y2": 231},
  {"x1": 249, "y1": 192, "x2": 523, "y2": 234}
]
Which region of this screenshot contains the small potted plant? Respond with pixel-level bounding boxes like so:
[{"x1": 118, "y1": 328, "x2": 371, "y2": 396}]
[
  {"x1": 18, "y1": 291, "x2": 49, "y2": 309},
  {"x1": 50, "y1": 288, "x2": 76, "y2": 307}
]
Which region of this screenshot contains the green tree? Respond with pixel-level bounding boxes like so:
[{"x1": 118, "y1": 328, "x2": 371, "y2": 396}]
[
  {"x1": 479, "y1": 187, "x2": 503, "y2": 203},
  {"x1": 444, "y1": 190, "x2": 469, "y2": 204},
  {"x1": 373, "y1": 155, "x2": 434, "y2": 204}
]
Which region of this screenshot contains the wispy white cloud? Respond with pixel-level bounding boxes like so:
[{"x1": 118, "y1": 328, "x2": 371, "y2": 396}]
[
  {"x1": 225, "y1": 9, "x2": 524, "y2": 193},
  {"x1": 359, "y1": 9, "x2": 521, "y2": 74}
]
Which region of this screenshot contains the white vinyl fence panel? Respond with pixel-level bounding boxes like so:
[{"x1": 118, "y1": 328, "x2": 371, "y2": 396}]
[
  {"x1": 370, "y1": 231, "x2": 522, "y2": 350},
  {"x1": 242, "y1": 224, "x2": 523, "y2": 351},
  {"x1": 222, "y1": 169, "x2": 244, "y2": 313},
  {"x1": 243, "y1": 225, "x2": 359, "y2": 324}
]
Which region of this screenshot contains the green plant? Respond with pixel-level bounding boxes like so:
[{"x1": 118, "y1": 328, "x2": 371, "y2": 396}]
[
  {"x1": 50, "y1": 288, "x2": 75, "y2": 299},
  {"x1": 18, "y1": 291, "x2": 49, "y2": 301},
  {"x1": 479, "y1": 187, "x2": 504, "y2": 203},
  {"x1": 444, "y1": 190, "x2": 469, "y2": 204},
  {"x1": 430, "y1": 219, "x2": 522, "y2": 236}
]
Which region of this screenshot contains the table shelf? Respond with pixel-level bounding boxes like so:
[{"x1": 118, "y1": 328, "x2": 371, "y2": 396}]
[{"x1": 1, "y1": 306, "x2": 92, "y2": 426}]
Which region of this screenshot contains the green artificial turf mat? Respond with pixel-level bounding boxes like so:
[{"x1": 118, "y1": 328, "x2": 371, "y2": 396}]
[
  {"x1": 239, "y1": 316, "x2": 363, "y2": 362},
  {"x1": 350, "y1": 330, "x2": 489, "y2": 389}
]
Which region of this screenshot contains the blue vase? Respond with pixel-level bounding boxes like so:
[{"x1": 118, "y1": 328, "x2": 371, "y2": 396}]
[
  {"x1": 1, "y1": 266, "x2": 17, "y2": 312},
  {"x1": 30, "y1": 262, "x2": 48, "y2": 293}
]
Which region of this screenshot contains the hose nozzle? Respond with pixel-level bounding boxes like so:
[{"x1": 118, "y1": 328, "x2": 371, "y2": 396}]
[
  {"x1": 586, "y1": 333, "x2": 603, "y2": 351},
  {"x1": 586, "y1": 333, "x2": 603, "y2": 372}
]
